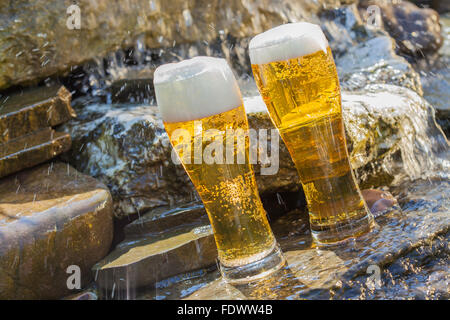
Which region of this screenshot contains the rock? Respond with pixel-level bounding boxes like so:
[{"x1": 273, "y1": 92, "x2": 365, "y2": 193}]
[
  {"x1": 0, "y1": 86, "x2": 75, "y2": 144},
  {"x1": 432, "y1": 0, "x2": 450, "y2": 13},
  {"x1": 108, "y1": 68, "x2": 155, "y2": 104},
  {"x1": 342, "y1": 84, "x2": 449, "y2": 188},
  {"x1": 336, "y1": 36, "x2": 423, "y2": 94},
  {"x1": 124, "y1": 203, "x2": 205, "y2": 237},
  {"x1": 359, "y1": 1, "x2": 443, "y2": 56},
  {"x1": 417, "y1": 14, "x2": 450, "y2": 137},
  {"x1": 0, "y1": 128, "x2": 72, "y2": 178},
  {"x1": 61, "y1": 83, "x2": 448, "y2": 217},
  {"x1": 92, "y1": 208, "x2": 216, "y2": 299},
  {"x1": 0, "y1": 162, "x2": 114, "y2": 299},
  {"x1": 361, "y1": 189, "x2": 397, "y2": 214},
  {"x1": 411, "y1": 1, "x2": 450, "y2": 14},
  {"x1": 0, "y1": 0, "x2": 349, "y2": 90}
]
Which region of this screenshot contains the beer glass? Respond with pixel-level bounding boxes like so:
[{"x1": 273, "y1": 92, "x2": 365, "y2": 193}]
[
  {"x1": 249, "y1": 23, "x2": 374, "y2": 245},
  {"x1": 154, "y1": 57, "x2": 285, "y2": 283}
]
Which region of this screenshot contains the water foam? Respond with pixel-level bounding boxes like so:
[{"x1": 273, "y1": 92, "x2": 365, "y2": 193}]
[
  {"x1": 154, "y1": 57, "x2": 242, "y2": 123},
  {"x1": 249, "y1": 22, "x2": 329, "y2": 65}
]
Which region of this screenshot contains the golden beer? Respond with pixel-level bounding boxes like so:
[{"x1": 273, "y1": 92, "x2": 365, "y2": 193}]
[
  {"x1": 154, "y1": 57, "x2": 284, "y2": 282},
  {"x1": 250, "y1": 23, "x2": 374, "y2": 245}
]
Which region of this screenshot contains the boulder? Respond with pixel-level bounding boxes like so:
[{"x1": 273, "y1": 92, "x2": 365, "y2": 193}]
[
  {"x1": 359, "y1": 1, "x2": 443, "y2": 56},
  {"x1": 0, "y1": 162, "x2": 114, "y2": 299}
]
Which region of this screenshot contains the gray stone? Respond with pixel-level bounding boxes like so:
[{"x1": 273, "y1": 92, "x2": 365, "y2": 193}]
[{"x1": 0, "y1": 162, "x2": 114, "y2": 299}]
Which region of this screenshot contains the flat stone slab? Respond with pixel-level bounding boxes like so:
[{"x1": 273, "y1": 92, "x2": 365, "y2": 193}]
[
  {"x1": 0, "y1": 162, "x2": 114, "y2": 299},
  {"x1": 124, "y1": 203, "x2": 205, "y2": 237},
  {"x1": 0, "y1": 86, "x2": 75, "y2": 144},
  {"x1": 93, "y1": 207, "x2": 216, "y2": 299},
  {"x1": 0, "y1": 128, "x2": 71, "y2": 178}
]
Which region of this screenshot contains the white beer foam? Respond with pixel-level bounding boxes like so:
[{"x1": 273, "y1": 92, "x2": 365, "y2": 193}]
[
  {"x1": 154, "y1": 57, "x2": 242, "y2": 123},
  {"x1": 249, "y1": 22, "x2": 329, "y2": 65}
]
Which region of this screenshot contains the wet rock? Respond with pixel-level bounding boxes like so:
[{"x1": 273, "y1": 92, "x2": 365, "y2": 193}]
[
  {"x1": 108, "y1": 68, "x2": 154, "y2": 104},
  {"x1": 0, "y1": 0, "x2": 343, "y2": 90},
  {"x1": 0, "y1": 86, "x2": 75, "y2": 144},
  {"x1": 412, "y1": 1, "x2": 450, "y2": 14},
  {"x1": 343, "y1": 84, "x2": 449, "y2": 188},
  {"x1": 359, "y1": 1, "x2": 443, "y2": 56},
  {"x1": 92, "y1": 209, "x2": 216, "y2": 299},
  {"x1": 0, "y1": 162, "x2": 114, "y2": 299},
  {"x1": 61, "y1": 83, "x2": 448, "y2": 217},
  {"x1": 336, "y1": 35, "x2": 423, "y2": 94},
  {"x1": 0, "y1": 128, "x2": 72, "y2": 178},
  {"x1": 361, "y1": 189, "x2": 397, "y2": 214},
  {"x1": 124, "y1": 203, "x2": 205, "y2": 237},
  {"x1": 417, "y1": 14, "x2": 450, "y2": 137}
]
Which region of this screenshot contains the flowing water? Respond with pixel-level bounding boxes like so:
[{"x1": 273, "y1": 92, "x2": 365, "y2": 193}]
[{"x1": 132, "y1": 176, "x2": 448, "y2": 300}]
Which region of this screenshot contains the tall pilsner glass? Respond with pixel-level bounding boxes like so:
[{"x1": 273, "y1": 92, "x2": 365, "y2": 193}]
[
  {"x1": 154, "y1": 57, "x2": 285, "y2": 283},
  {"x1": 249, "y1": 23, "x2": 375, "y2": 245}
]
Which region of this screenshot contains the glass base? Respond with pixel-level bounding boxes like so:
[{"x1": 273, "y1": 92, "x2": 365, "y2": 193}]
[
  {"x1": 219, "y1": 244, "x2": 286, "y2": 284},
  {"x1": 311, "y1": 211, "x2": 375, "y2": 247}
]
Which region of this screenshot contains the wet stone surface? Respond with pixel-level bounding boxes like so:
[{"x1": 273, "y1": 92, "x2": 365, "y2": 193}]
[
  {"x1": 92, "y1": 211, "x2": 216, "y2": 300},
  {"x1": 0, "y1": 162, "x2": 114, "y2": 299},
  {"x1": 0, "y1": 128, "x2": 72, "y2": 179},
  {"x1": 0, "y1": 86, "x2": 75, "y2": 144},
  {"x1": 360, "y1": 1, "x2": 443, "y2": 56},
  {"x1": 416, "y1": 13, "x2": 450, "y2": 136},
  {"x1": 0, "y1": 85, "x2": 76, "y2": 178},
  {"x1": 135, "y1": 178, "x2": 449, "y2": 300}
]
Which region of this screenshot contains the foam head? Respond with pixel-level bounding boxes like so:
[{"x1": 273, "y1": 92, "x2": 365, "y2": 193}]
[
  {"x1": 154, "y1": 57, "x2": 242, "y2": 123},
  {"x1": 249, "y1": 22, "x2": 329, "y2": 65}
]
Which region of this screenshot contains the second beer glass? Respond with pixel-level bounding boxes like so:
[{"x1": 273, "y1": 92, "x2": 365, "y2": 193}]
[
  {"x1": 154, "y1": 57, "x2": 285, "y2": 283},
  {"x1": 249, "y1": 23, "x2": 375, "y2": 245}
]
